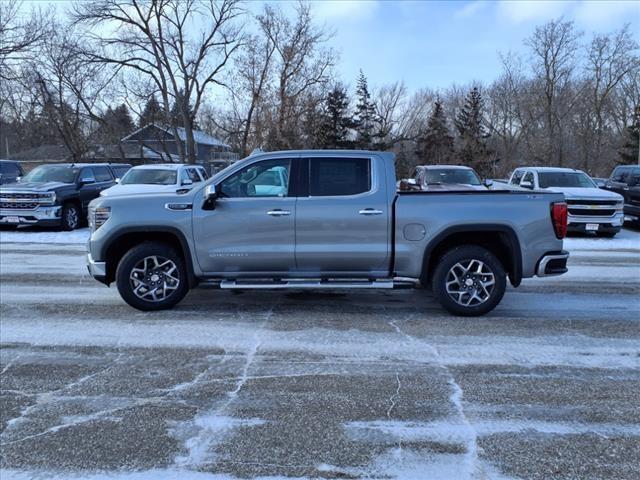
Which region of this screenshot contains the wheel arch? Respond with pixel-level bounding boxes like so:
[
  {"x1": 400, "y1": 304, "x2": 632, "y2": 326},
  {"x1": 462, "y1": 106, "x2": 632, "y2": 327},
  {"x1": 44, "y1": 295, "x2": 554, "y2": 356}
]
[
  {"x1": 101, "y1": 226, "x2": 197, "y2": 287},
  {"x1": 421, "y1": 224, "x2": 523, "y2": 287}
]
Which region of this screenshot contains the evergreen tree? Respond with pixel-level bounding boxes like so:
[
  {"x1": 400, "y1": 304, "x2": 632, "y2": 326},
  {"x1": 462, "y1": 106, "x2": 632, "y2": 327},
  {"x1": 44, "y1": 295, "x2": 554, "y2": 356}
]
[
  {"x1": 94, "y1": 103, "x2": 135, "y2": 143},
  {"x1": 455, "y1": 86, "x2": 493, "y2": 176},
  {"x1": 170, "y1": 89, "x2": 199, "y2": 130},
  {"x1": 353, "y1": 70, "x2": 377, "y2": 149},
  {"x1": 415, "y1": 98, "x2": 454, "y2": 165},
  {"x1": 619, "y1": 105, "x2": 639, "y2": 165},
  {"x1": 318, "y1": 85, "x2": 353, "y2": 149},
  {"x1": 138, "y1": 95, "x2": 163, "y2": 128}
]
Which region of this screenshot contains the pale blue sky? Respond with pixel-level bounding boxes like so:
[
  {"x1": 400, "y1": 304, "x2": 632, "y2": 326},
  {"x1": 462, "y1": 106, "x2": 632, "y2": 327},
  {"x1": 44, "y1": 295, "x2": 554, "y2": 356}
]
[
  {"x1": 27, "y1": 0, "x2": 640, "y2": 92},
  {"x1": 304, "y1": 0, "x2": 640, "y2": 90}
]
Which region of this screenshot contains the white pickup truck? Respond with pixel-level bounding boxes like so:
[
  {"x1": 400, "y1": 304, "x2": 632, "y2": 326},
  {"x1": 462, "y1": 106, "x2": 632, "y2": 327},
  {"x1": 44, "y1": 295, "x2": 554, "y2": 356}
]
[{"x1": 504, "y1": 167, "x2": 624, "y2": 237}]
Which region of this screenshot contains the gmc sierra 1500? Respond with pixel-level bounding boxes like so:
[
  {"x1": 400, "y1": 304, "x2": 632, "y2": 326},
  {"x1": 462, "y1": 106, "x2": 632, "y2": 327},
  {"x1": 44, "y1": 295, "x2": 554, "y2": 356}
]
[{"x1": 86, "y1": 150, "x2": 569, "y2": 316}]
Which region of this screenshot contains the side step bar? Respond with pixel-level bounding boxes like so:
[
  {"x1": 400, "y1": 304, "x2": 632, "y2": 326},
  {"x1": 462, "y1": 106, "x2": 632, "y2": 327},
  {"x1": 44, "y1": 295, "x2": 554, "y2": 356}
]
[{"x1": 218, "y1": 279, "x2": 414, "y2": 290}]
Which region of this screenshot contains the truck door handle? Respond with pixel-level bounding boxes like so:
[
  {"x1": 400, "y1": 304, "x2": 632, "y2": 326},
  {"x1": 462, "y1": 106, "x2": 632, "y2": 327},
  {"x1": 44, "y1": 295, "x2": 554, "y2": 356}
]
[
  {"x1": 267, "y1": 209, "x2": 291, "y2": 216},
  {"x1": 359, "y1": 208, "x2": 383, "y2": 215}
]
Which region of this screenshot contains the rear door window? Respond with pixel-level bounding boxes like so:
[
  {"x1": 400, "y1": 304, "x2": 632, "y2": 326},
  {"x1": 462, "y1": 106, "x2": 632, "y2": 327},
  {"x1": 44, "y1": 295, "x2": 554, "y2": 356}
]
[{"x1": 309, "y1": 158, "x2": 371, "y2": 197}]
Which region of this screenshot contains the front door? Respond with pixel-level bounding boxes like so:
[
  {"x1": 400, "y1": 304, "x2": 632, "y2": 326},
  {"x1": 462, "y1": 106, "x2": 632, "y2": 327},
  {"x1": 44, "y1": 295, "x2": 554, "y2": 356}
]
[
  {"x1": 192, "y1": 157, "x2": 296, "y2": 275},
  {"x1": 295, "y1": 156, "x2": 390, "y2": 275}
]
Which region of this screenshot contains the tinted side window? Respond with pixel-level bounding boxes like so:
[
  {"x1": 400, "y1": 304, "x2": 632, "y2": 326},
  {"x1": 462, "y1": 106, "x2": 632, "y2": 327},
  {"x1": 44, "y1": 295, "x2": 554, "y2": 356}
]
[
  {"x1": 199, "y1": 168, "x2": 209, "y2": 180},
  {"x1": 522, "y1": 172, "x2": 534, "y2": 184},
  {"x1": 510, "y1": 170, "x2": 523, "y2": 185},
  {"x1": 1, "y1": 162, "x2": 20, "y2": 176},
  {"x1": 612, "y1": 167, "x2": 628, "y2": 182},
  {"x1": 309, "y1": 158, "x2": 370, "y2": 196},
  {"x1": 220, "y1": 159, "x2": 291, "y2": 198},
  {"x1": 94, "y1": 166, "x2": 113, "y2": 182},
  {"x1": 80, "y1": 168, "x2": 95, "y2": 182}
]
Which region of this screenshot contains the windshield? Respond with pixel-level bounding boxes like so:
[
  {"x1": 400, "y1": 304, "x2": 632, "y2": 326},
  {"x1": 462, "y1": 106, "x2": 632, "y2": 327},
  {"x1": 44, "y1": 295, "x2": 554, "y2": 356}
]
[
  {"x1": 424, "y1": 169, "x2": 481, "y2": 186},
  {"x1": 538, "y1": 172, "x2": 595, "y2": 188},
  {"x1": 120, "y1": 169, "x2": 177, "y2": 185},
  {"x1": 22, "y1": 165, "x2": 78, "y2": 184}
]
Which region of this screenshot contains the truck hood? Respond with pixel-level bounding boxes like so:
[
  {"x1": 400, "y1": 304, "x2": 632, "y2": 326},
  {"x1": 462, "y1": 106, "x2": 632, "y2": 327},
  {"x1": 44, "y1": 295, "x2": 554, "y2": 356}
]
[
  {"x1": 0, "y1": 181, "x2": 73, "y2": 192},
  {"x1": 542, "y1": 186, "x2": 623, "y2": 201},
  {"x1": 101, "y1": 183, "x2": 186, "y2": 197}
]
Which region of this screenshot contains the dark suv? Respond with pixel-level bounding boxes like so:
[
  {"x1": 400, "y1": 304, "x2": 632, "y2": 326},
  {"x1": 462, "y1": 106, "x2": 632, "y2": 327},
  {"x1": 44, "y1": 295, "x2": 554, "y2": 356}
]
[
  {"x1": 0, "y1": 160, "x2": 24, "y2": 185},
  {"x1": 603, "y1": 165, "x2": 640, "y2": 225},
  {"x1": 0, "y1": 163, "x2": 131, "y2": 230}
]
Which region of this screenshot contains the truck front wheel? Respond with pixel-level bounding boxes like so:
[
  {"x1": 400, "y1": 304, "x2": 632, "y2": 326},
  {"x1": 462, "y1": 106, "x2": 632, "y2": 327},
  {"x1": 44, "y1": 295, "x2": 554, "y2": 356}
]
[
  {"x1": 116, "y1": 242, "x2": 189, "y2": 311},
  {"x1": 431, "y1": 245, "x2": 507, "y2": 316}
]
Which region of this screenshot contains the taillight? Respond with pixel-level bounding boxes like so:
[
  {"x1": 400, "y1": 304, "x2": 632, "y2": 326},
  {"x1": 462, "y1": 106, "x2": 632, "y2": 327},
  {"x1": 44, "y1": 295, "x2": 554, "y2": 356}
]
[{"x1": 551, "y1": 202, "x2": 567, "y2": 239}]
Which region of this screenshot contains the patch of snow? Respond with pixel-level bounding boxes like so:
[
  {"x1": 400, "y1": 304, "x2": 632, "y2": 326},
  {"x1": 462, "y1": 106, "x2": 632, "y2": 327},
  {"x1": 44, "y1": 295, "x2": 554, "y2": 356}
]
[
  {"x1": 564, "y1": 228, "x2": 639, "y2": 251},
  {"x1": 0, "y1": 228, "x2": 89, "y2": 245}
]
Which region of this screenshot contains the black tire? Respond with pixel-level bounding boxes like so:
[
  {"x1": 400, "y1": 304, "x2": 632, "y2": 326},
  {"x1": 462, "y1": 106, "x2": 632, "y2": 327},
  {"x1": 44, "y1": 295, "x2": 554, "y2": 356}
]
[
  {"x1": 116, "y1": 242, "x2": 189, "y2": 311},
  {"x1": 61, "y1": 203, "x2": 81, "y2": 231},
  {"x1": 431, "y1": 245, "x2": 507, "y2": 316}
]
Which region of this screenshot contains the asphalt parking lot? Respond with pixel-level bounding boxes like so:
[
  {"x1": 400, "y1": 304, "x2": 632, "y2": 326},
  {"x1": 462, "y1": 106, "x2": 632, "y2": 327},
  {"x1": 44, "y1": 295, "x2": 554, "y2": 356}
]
[{"x1": 1, "y1": 228, "x2": 639, "y2": 479}]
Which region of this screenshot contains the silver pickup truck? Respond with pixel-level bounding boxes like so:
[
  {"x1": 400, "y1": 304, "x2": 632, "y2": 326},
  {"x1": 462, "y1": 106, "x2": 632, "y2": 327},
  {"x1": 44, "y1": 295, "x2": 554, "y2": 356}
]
[{"x1": 86, "y1": 150, "x2": 569, "y2": 316}]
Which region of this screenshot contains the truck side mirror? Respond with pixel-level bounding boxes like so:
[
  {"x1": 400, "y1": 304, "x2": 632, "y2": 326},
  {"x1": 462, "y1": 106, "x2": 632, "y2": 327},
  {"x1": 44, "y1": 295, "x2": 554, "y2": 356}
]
[
  {"x1": 520, "y1": 180, "x2": 533, "y2": 189},
  {"x1": 182, "y1": 178, "x2": 193, "y2": 186},
  {"x1": 484, "y1": 179, "x2": 494, "y2": 187},
  {"x1": 203, "y1": 184, "x2": 219, "y2": 210}
]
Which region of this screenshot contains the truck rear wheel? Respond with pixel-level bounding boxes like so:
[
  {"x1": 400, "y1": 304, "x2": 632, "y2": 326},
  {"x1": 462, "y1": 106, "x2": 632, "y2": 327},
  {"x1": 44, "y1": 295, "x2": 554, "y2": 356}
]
[
  {"x1": 116, "y1": 242, "x2": 189, "y2": 311},
  {"x1": 431, "y1": 245, "x2": 506, "y2": 316}
]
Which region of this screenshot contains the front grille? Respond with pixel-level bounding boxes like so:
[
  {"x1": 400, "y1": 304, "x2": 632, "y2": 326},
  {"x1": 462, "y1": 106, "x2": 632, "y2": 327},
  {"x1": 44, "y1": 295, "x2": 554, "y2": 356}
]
[
  {"x1": 631, "y1": 199, "x2": 640, "y2": 206},
  {"x1": 1, "y1": 201, "x2": 38, "y2": 210},
  {"x1": 568, "y1": 208, "x2": 615, "y2": 217},
  {"x1": 567, "y1": 199, "x2": 618, "y2": 206}
]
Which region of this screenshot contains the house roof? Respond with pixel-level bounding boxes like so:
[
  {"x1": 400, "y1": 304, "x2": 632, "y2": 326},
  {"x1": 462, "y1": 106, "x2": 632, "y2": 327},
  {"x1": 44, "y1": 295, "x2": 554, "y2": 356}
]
[
  {"x1": 121, "y1": 123, "x2": 230, "y2": 148},
  {"x1": 11, "y1": 145, "x2": 71, "y2": 161}
]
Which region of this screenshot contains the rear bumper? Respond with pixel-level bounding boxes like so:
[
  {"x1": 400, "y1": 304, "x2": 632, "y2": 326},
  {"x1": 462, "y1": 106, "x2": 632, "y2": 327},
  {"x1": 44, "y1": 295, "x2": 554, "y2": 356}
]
[
  {"x1": 0, "y1": 206, "x2": 62, "y2": 226},
  {"x1": 536, "y1": 250, "x2": 569, "y2": 277},
  {"x1": 567, "y1": 211, "x2": 623, "y2": 233},
  {"x1": 86, "y1": 252, "x2": 108, "y2": 285}
]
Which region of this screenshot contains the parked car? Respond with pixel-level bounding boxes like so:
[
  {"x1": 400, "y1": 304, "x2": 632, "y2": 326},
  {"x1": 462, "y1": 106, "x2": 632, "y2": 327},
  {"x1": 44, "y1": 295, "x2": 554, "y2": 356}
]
[
  {"x1": 100, "y1": 164, "x2": 208, "y2": 197},
  {"x1": 0, "y1": 159, "x2": 24, "y2": 185},
  {"x1": 0, "y1": 163, "x2": 131, "y2": 230},
  {"x1": 411, "y1": 165, "x2": 490, "y2": 190},
  {"x1": 593, "y1": 177, "x2": 607, "y2": 188},
  {"x1": 86, "y1": 150, "x2": 569, "y2": 316},
  {"x1": 507, "y1": 167, "x2": 624, "y2": 237},
  {"x1": 602, "y1": 165, "x2": 640, "y2": 226}
]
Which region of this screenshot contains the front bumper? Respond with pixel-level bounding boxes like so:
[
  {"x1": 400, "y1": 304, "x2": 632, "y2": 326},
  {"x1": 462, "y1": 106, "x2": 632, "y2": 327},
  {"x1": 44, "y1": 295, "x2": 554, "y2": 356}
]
[
  {"x1": 623, "y1": 203, "x2": 640, "y2": 223},
  {"x1": 86, "y1": 252, "x2": 108, "y2": 284},
  {"x1": 0, "y1": 205, "x2": 62, "y2": 226},
  {"x1": 536, "y1": 250, "x2": 570, "y2": 277},
  {"x1": 567, "y1": 211, "x2": 623, "y2": 233}
]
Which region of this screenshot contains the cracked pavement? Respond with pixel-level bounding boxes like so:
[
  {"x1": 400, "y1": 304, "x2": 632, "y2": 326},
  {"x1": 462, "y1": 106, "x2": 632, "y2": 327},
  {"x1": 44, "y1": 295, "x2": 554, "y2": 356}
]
[{"x1": 1, "y1": 231, "x2": 639, "y2": 479}]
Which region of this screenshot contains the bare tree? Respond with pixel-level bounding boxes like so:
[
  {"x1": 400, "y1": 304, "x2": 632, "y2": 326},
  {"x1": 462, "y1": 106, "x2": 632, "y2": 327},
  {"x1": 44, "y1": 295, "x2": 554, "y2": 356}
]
[
  {"x1": 259, "y1": 2, "x2": 335, "y2": 150},
  {"x1": 525, "y1": 18, "x2": 582, "y2": 166},
  {"x1": 581, "y1": 24, "x2": 640, "y2": 171},
  {"x1": 73, "y1": 0, "x2": 244, "y2": 163},
  {"x1": 27, "y1": 25, "x2": 115, "y2": 160},
  {"x1": 0, "y1": 0, "x2": 50, "y2": 81}
]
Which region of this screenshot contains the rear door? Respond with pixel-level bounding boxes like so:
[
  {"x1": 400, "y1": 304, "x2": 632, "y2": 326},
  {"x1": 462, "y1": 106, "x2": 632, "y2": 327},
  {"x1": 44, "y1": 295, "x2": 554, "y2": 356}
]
[{"x1": 294, "y1": 155, "x2": 390, "y2": 274}]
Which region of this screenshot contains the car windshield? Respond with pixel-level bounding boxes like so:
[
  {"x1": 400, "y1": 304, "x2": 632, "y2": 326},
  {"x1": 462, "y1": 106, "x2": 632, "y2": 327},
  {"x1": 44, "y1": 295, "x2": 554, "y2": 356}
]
[
  {"x1": 424, "y1": 169, "x2": 481, "y2": 186},
  {"x1": 120, "y1": 169, "x2": 177, "y2": 185},
  {"x1": 538, "y1": 172, "x2": 595, "y2": 188},
  {"x1": 21, "y1": 165, "x2": 78, "y2": 184}
]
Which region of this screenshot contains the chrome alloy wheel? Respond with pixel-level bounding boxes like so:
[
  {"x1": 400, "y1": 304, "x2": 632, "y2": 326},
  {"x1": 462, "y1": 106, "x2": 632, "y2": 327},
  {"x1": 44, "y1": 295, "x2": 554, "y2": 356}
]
[
  {"x1": 129, "y1": 255, "x2": 180, "y2": 302},
  {"x1": 65, "y1": 207, "x2": 79, "y2": 229},
  {"x1": 445, "y1": 259, "x2": 496, "y2": 306}
]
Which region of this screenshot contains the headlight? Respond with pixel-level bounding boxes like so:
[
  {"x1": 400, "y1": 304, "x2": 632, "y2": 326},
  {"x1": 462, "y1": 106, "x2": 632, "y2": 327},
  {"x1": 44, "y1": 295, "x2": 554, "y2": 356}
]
[
  {"x1": 38, "y1": 192, "x2": 56, "y2": 204},
  {"x1": 91, "y1": 206, "x2": 111, "y2": 230}
]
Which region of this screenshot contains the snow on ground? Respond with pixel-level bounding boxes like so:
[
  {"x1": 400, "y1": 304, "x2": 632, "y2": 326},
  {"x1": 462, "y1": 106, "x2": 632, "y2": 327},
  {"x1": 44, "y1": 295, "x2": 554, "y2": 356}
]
[
  {"x1": 564, "y1": 227, "x2": 639, "y2": 251},
  {"x1": 0, "y1": 228, "x2": 90, "y2": 245}
]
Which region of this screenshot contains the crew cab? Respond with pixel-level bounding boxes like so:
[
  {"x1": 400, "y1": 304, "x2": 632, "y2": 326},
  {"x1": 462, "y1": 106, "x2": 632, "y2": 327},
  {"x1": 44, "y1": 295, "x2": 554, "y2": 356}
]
[
  {"x1": 86, "y1": 150, "x2": 569, "y2": 316},
  {"x1": 602, "y1": 165, "x2": 640, "y2": 226},
  {"x1": 411, "y1": 165, "x2": 489, "y2": 191},
  {"x1": 0, "y1": 163, "x2": 131, "y2": 230},
  {"x1": 507, "y1": 167, "x2": 624, "y2": 237},
  {"x1": 101, "y1": 164, "x2": 208, "y2": 197}
]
